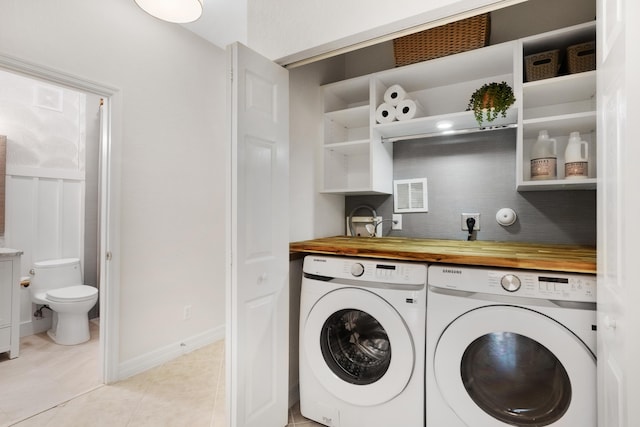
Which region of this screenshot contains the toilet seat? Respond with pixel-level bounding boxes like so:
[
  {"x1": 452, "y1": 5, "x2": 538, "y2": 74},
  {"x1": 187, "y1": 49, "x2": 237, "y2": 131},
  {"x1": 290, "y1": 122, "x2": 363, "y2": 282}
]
[{"x1": 46, "y1": 285, "x2": 98, "y2": 303}]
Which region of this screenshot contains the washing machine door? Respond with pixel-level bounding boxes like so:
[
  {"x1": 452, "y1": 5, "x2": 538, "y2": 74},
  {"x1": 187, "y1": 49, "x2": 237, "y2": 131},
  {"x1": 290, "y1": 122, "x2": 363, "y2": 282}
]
[
  {"x1": 303, "y1": 287, "x2": 414, "y2": 406},
  {"x1": 434, "y1": 305, "x2": 596, "y2": 426}
]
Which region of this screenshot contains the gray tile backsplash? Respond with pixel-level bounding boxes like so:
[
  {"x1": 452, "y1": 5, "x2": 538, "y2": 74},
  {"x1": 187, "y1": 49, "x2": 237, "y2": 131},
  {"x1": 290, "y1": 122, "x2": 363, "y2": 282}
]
[{"x1": 346, "y1": 129, "x2": 596, "y2": 245}]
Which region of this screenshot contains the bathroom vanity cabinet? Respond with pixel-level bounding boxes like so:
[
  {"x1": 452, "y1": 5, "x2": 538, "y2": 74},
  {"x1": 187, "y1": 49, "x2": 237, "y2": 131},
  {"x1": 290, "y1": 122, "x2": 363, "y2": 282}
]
[{"x1": 0, "y1": 250, "x2": 22, "y2": 359}]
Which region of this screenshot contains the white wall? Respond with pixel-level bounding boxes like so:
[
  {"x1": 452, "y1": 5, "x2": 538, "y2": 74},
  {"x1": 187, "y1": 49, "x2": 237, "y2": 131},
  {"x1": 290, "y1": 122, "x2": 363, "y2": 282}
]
[
  {"x1": 181, "y1": 0, "x2": 248, "y2": 49},
  {"x1": 247, "y1": 0, "x2": 517, "y2": 61},
  {"x1": 289, "y1": 57, "x2": 346, "y2": 242},
  {"x1": 0, "y1": 0, "x2": 226, "y2": 370}
]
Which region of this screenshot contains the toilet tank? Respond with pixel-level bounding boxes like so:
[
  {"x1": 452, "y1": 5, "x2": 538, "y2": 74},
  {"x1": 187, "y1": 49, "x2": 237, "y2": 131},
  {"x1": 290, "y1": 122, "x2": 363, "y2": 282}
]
[{"x1": 30, "y1": 258, "x2": 82, "y2": 295}]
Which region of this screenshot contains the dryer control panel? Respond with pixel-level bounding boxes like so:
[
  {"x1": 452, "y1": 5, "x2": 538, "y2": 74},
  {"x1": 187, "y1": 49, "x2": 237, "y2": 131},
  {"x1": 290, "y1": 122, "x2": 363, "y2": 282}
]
[
  {"x1": 428, "y1": 264, "x2": 596, "y2": 303},
  {"x1": 303, "y1": 255, "x2": 427, "y2": 286}
]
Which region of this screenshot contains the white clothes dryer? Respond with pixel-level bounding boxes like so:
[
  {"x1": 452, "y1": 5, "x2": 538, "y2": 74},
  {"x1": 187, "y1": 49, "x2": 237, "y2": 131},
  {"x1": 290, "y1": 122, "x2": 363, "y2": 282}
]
[
  {"x1": 299, "y1": 255, "x2": 427, "y2": 427},
  {"x1": 426, "y1": 264, "x2": 597, "y2": 427}
]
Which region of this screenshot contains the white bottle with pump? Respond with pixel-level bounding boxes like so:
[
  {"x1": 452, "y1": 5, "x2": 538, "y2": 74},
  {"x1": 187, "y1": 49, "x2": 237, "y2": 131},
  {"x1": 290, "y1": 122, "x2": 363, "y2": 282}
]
[
  {"x1": 564, "y1": 131, "x2": 589, "y2": 179},
  {"x1": 530, "y1": 130, "x2": 557, "y2": 180}
]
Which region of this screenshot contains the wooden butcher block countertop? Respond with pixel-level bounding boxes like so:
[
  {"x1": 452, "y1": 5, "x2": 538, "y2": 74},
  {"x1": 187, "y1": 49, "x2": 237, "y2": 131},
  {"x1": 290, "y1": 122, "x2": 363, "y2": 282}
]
[{"x1": 289, "y1": 236, "x2": 597, "y2": 274}]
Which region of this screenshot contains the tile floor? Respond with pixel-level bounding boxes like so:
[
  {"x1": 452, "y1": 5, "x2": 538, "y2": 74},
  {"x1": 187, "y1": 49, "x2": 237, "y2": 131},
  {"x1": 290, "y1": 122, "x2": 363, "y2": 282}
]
[
  {"x1": 0, "y1": 319, "x2": 101, "y2": 426},
  {"x1": 3, "y1": 326, "x2": 320, "y2": 427},
  {"x1": 287, "y1": 403, "x2": 324, "y2": 426}
]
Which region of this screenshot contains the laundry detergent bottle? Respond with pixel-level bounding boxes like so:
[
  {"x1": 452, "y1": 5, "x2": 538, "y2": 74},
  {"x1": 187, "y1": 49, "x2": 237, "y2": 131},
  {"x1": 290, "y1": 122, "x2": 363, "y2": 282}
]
[
  {"x1": 530, "y1": 130, "x2": 557, "y2": 180},
  {"x1": 564, "y1": 131, "x2": 589, "y2": 179}
]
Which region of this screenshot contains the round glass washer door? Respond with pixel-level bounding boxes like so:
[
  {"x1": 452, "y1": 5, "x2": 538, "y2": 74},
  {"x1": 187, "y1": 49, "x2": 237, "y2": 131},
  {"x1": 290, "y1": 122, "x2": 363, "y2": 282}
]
[
  {"x1": 303, "y1": 287, "x2": 414, "y2": 406},
  {"x1": 434, "y1": 306, "x2": 596, "y2": 427}
]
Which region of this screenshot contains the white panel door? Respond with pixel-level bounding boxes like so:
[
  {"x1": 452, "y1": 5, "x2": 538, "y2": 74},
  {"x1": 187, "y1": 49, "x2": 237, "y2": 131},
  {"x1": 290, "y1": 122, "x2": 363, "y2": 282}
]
[
  {"x1": 597, "y1": 0, "x2": 640, "y2": 425},
  {"x1": 227, "y1": 42, "x2": 289, "y2": 427}
]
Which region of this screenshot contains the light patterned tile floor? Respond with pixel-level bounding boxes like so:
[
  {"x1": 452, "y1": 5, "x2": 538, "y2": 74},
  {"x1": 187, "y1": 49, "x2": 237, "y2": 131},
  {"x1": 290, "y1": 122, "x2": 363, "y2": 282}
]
[
  {"x1": 287, "y1": 402, "x2": 325, "y2": 426},
  {"x1": 0, "y1": 320, "x2": 101, "y2": 426},
  {"x1": 4, "y1": 328, "x2": 319, "y2": 427},
  {"x1": 11, "y1": 339, "x2": 226, "y2": 427}
]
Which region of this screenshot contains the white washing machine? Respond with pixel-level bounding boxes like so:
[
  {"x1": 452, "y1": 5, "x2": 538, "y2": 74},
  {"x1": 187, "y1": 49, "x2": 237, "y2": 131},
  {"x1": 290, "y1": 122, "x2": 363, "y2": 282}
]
[
  {"x1": 426, "y1": 264, "x2": 597, "y2": 427},
  {"x1": 299, "y1": 255, "x2": 427, "y2": 427}
]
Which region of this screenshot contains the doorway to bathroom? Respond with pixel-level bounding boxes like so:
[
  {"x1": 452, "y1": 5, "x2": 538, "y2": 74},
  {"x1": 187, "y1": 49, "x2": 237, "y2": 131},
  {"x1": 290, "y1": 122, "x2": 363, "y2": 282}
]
[{"x1": 0, "y1": 57, "x2": 117, "y2": 425}]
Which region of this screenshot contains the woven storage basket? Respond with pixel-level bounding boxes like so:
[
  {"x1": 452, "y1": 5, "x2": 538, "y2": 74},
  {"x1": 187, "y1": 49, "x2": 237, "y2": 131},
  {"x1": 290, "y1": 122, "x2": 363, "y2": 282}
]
[
  {"x1": 525, "y1": 49, "x2": 561, "y2": 82},
  {"x1": 567, "y1": 41, "x2": 596, "y2": 74},
  {"x1": 393, "y1": 13, "x2": 491, "y2": 67}
]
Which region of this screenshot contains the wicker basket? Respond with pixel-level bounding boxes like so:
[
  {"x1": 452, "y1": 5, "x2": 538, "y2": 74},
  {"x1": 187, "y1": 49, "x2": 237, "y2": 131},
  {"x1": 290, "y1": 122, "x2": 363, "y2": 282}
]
[
  {"x1": 525, "y1": 49, "x2": 561, "y2": 82},
  {"x1": 393, "y1": 14, "x2": 491, "y2": 67},
  {"x1": 567, "y1": 41, "x2": 596, "y2": 74}
]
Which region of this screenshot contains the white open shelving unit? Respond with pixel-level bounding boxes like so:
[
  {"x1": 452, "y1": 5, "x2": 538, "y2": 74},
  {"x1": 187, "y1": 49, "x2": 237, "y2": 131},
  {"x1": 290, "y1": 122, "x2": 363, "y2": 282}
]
[
  {"x1": 517, "y1": 22, "x2": 597, "y2": 191},
  {"x1": 322, "y1": 76, "x2": 388, "y2": 194},
  {"x1": 320, "y1": 21, "x2": 597, "y2": 194}
]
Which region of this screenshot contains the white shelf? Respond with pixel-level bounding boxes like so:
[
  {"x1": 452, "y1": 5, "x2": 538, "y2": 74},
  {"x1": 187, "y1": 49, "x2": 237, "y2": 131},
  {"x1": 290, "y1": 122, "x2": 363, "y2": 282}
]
[
  {"x1": 324, "y1": 140, "x2": 370, "y2": 156},
  {"x1": 523, "y1": 111, "x2": 596, "y2": 139},
  {"x1": 325, "y1": 105, "x2": 370, "y2": 129},
  {"x1": 319, "y1": 187, "x2": 393, "y2": 195},
  {"x1": 324, "y1": 104, "x2": 370, "y2": 145},
  {"x1": 324, "y1": 76, "x2": 370, "y2": 112},
  {"x1": 376, "y1": 42, "x2": 516, "y2": 91},
  {"x1": 517, "y1": 178, "x2": 597, "y2": 191},
  {"x1": 523, "y1": 71, "x2": 596, "y2": 109},
  {"x1": 375, "y1": 108, "x2": 518, "y2": 141}
]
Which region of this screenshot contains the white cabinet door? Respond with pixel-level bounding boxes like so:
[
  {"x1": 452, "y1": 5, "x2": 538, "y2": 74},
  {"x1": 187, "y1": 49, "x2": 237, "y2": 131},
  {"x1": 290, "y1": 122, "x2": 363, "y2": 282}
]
[
  {"x1": 227, "y1": 42, "x2": 289, "y2": 427},
  {"x1": 0, "y1": 258, "x2": 17, "y2": 357},
  {"x1": 0, "y1": 260, "x2": 10, "y2": 329}
]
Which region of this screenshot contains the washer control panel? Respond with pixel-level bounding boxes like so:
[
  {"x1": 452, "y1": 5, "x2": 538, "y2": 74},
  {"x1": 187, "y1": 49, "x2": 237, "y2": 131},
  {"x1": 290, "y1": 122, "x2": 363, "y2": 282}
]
[
  {"x1": 429, "y1": 264, "x2": 596, "y2": 303},
  {"x1": 304, "y1": 255, "x2": 427, "y2": 285}
]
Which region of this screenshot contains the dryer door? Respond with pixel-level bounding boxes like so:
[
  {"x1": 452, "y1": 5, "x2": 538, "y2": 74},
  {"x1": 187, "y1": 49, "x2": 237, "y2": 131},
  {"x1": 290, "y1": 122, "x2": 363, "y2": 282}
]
[
  {"x1": 434, "y1": 305, "x2": 596, "y2": 427},
  {"x1": 303, "y1": 287, "x2": 414, "y2": 406}
]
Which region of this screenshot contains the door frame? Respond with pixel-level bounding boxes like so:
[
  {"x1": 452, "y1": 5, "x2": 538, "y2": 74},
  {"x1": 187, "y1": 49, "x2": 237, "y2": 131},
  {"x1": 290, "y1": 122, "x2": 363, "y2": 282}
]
[{"x1": 0, "y1": 52, "x2": 120, "y2": 383}]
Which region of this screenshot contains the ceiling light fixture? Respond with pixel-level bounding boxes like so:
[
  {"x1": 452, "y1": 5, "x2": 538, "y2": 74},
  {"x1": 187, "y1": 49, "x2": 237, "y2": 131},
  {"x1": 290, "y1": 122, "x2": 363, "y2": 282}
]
[{"x1": 134, "y1": 0, "x2": 203, "y2": 23}]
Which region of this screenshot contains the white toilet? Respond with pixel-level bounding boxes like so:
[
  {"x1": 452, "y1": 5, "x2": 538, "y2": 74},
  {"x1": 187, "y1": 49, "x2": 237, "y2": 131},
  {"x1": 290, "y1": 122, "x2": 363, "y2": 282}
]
[{"x1": 29, "y1": 258, "x2": 98, "y2": 345}]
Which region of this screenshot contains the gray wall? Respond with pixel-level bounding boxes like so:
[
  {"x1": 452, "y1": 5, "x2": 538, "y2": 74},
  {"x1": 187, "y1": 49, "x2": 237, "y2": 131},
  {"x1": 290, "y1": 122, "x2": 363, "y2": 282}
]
[{"x1": 346, "y1": 129, "x2": 596, "y2": 245}]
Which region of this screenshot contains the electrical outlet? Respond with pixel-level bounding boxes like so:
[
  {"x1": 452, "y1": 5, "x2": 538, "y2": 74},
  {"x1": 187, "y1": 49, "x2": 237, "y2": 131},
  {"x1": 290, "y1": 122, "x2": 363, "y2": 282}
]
[
  {"x1": 183, "y1": 305, "x2": 192, "y2": 320},
  {"x1": 392, "y1": 214, "x2": 402, "y2": 230},
  {"x1": 461, "y1": 213, "x2": 480, "y2": 231}
]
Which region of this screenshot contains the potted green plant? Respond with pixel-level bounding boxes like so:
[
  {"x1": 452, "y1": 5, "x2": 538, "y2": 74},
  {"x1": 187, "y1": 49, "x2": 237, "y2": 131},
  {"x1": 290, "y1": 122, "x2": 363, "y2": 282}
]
[{"x1": 467, "y1": 81, "x2": 516, "y2": 126}]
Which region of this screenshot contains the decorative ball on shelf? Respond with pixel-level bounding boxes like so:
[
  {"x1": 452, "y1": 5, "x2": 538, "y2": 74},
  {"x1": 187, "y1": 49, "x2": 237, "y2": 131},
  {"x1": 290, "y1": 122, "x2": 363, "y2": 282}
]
[{"x1": 467, "y1": 81, "x2": 516, "y2": 126}]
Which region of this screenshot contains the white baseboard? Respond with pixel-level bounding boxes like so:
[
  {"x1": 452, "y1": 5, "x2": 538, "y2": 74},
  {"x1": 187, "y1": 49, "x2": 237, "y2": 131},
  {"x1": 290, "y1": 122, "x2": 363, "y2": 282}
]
[
  {"x1": 20, "y1": 314, "x2": 52, "y2": 337},
  {"x1": 117, "y1": 324, "x2": 225, "y2": 381}
]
